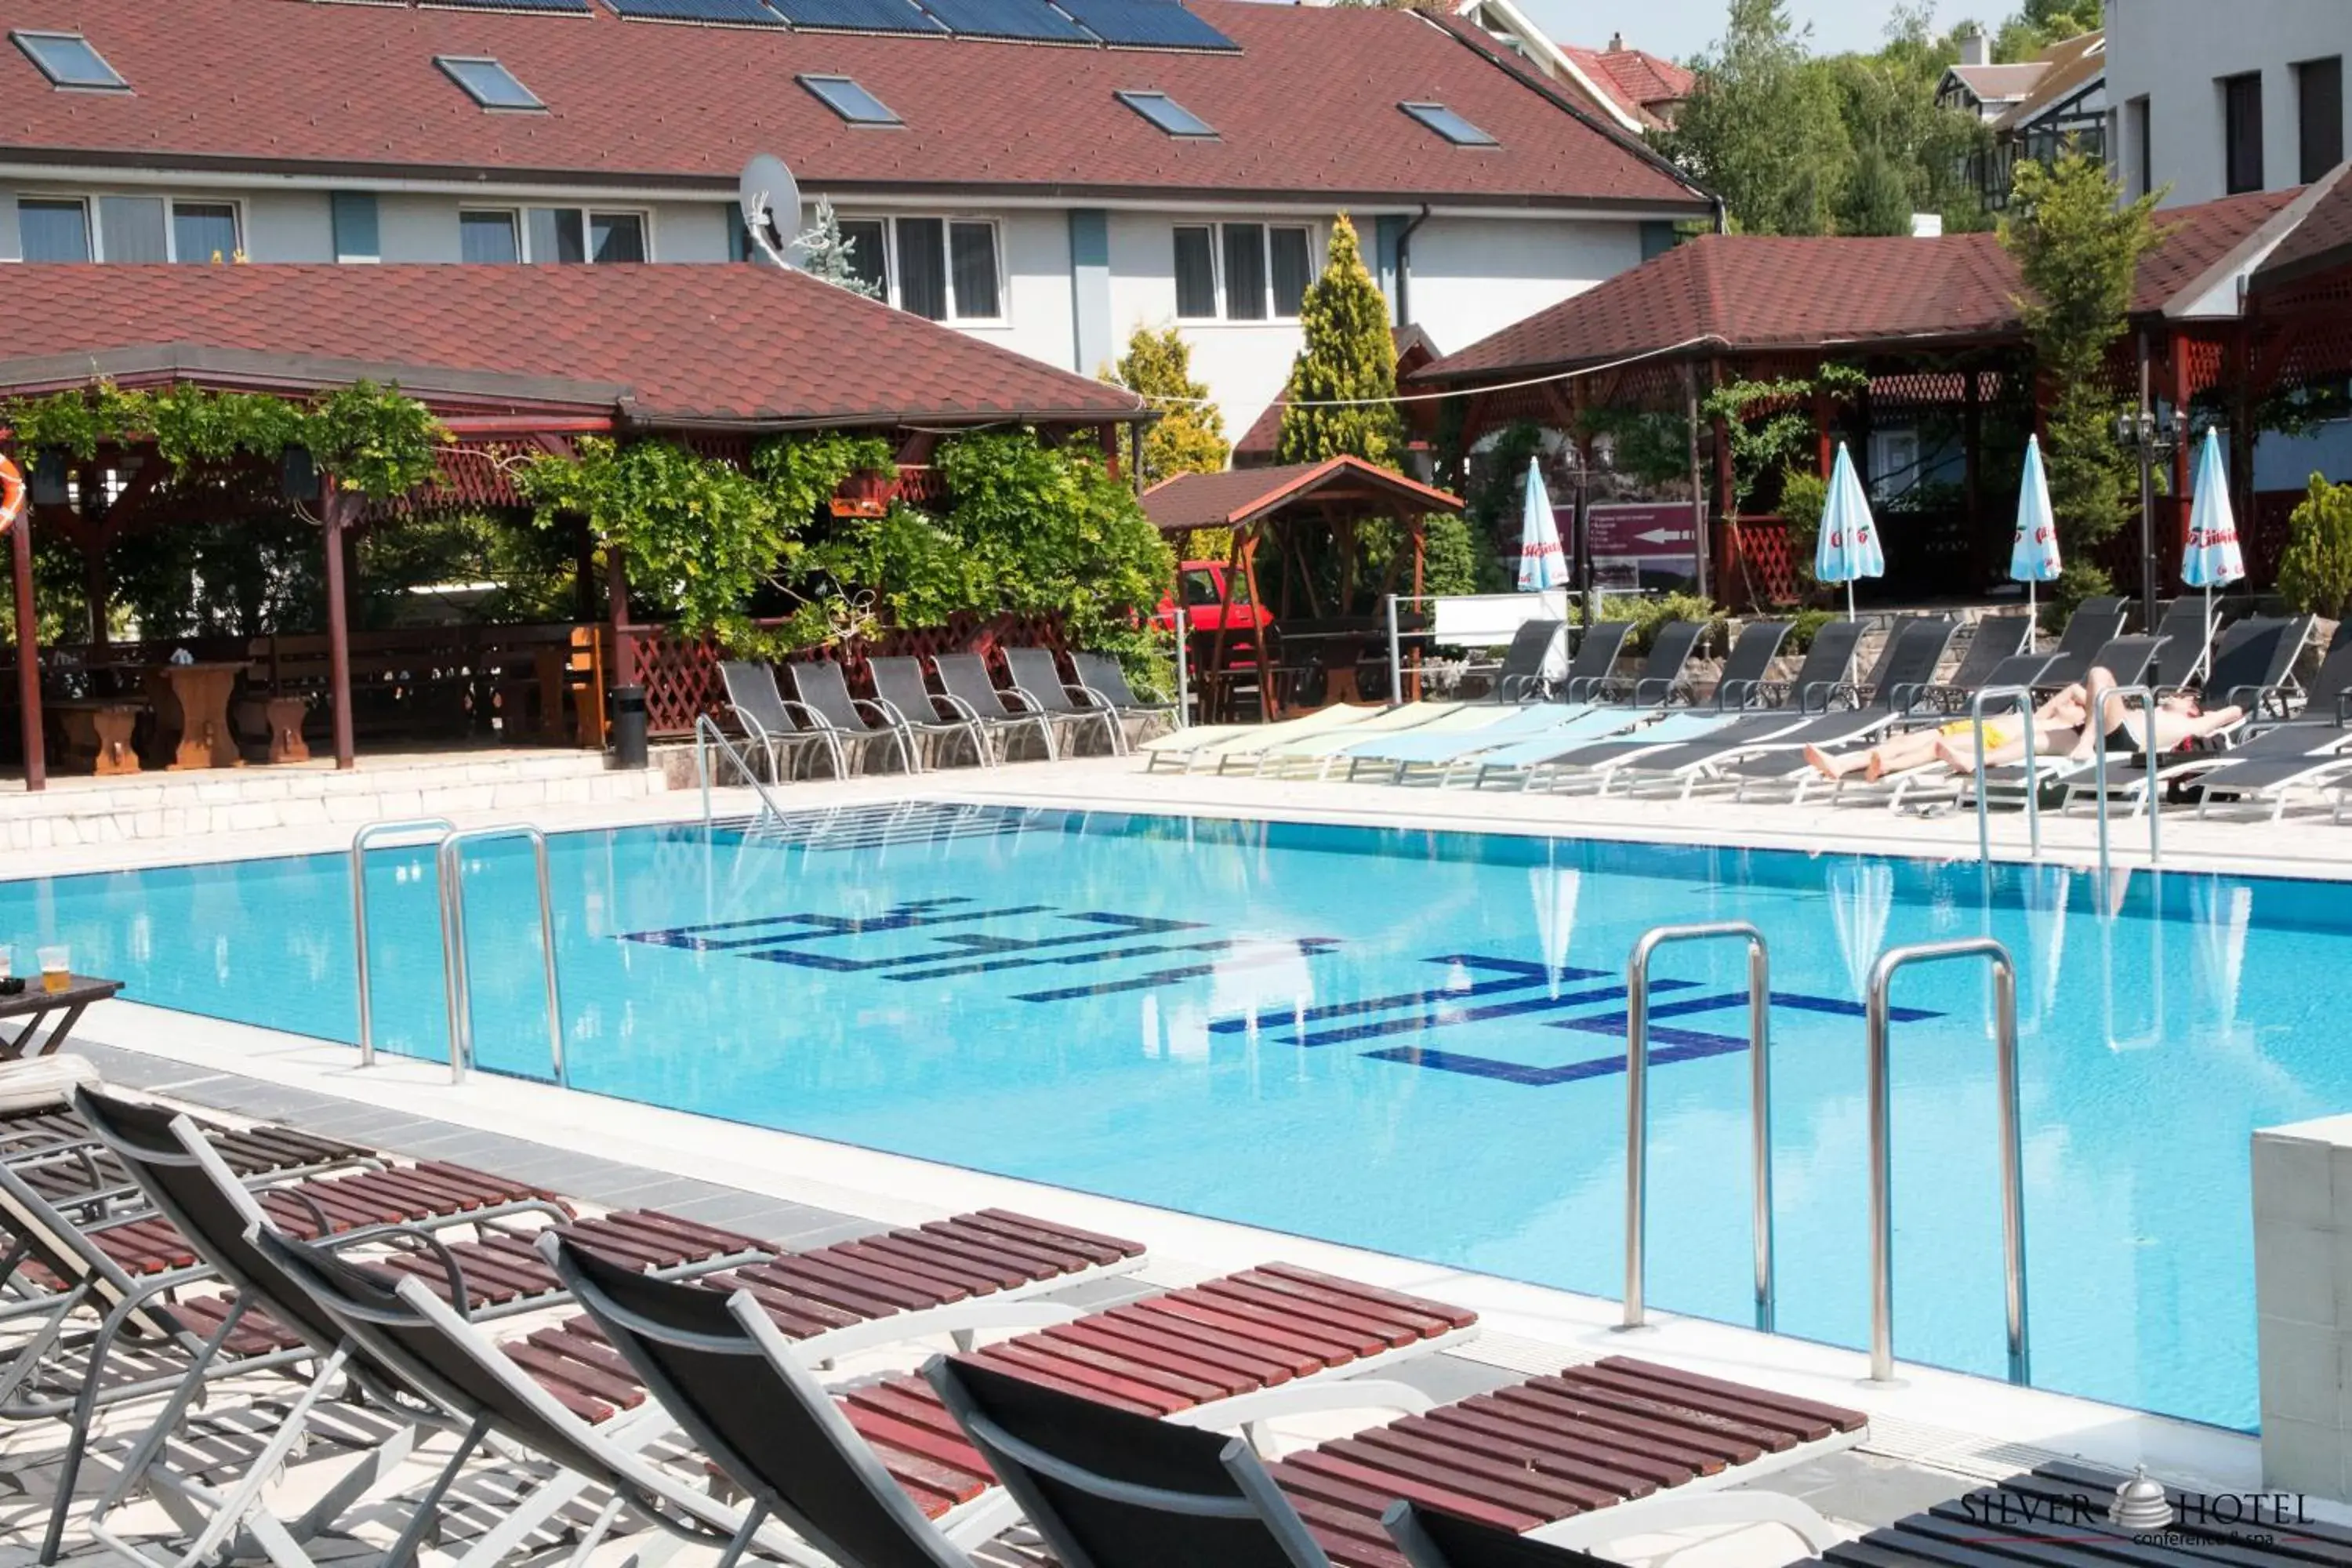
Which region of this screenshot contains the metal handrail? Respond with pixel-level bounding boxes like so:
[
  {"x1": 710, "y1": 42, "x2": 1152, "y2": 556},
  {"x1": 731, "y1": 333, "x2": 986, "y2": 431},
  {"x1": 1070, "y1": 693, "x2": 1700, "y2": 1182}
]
[
  {"x1": 694, "y1": 714, "x2": 789, "y2": 829},
  {"x1": 1385, "y1": 594, "x2": 1402, "y2": 711},
  {"x1": 1970, "y1": 685, "x2": 2041, "y2": 863},
  {"x1": 1865, "y1": 938, "x2": 2028, "y2": 1385},
  {"x1": 1621, "y1": 921, "x2": 1775, "y2": 1333},
  {"x1": 2089, "y1": 683, "x2": 2163, "y2": 880},
  {"x1": 350, "y1": 818, "x2": 457, "y2": 1069},
  {"x1": 436, "y1": 825, "x2": 566, "y2": 1088},
  {"x1": 1173, "y1": 607, "x2": 1191, "y2": 729}
]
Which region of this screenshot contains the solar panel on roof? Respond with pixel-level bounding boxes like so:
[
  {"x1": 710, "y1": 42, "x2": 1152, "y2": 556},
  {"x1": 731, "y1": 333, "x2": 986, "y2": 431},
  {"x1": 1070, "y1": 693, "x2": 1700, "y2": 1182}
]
[
  {"x1": 914, "y1": 0, "x2": 1091, "y2": 43},
  {"x1": 423, "y1": 0, "x2": 593, "y2": 15},
  {"x1": 602, "y1": 0, "x2": 786, "y2": 27},
  {"x1": 1054, "y1": 0, "x2": 1236, "y2": 51},
  {"x1": 767, "y1": 0, "x2": 944, "y2": 32}
]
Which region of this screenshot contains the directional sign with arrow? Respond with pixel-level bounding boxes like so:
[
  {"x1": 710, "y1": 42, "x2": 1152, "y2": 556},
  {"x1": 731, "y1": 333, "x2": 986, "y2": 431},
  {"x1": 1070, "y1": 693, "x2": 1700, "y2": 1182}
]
[{"x1": 1584, "y1": 503, "x2": 1699, "y2": 558}]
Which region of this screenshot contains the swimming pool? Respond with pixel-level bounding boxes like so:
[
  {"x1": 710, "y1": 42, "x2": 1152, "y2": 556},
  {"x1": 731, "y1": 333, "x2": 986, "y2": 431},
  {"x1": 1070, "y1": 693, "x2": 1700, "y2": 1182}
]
[{"x1": 12, "y1": 801, "x2": 2336, "y2": 1430}]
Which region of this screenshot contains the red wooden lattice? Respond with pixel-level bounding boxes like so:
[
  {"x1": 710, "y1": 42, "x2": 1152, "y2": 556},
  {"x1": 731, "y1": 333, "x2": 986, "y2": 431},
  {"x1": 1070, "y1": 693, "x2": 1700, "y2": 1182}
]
[
  {"x1": 626, "y1": 610, "x2": 1069, "y2": 737},
  {"x1": 1719, "y1": 516, "x2": 1797, "y2": 609}
]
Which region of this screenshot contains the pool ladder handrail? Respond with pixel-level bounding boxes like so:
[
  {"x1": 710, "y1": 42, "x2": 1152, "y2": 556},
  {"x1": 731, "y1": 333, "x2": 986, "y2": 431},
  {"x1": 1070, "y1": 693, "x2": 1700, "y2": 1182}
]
[
  {"x1": 2089, "y1": 683, "x2": 2162, "y2": 880},
  {"x1": 350, "y1": 818, "x2": 566, "y2": 1087},
  {"x1": 1865, "y1": 937, "x2": 2028, "y2": 1385},
  {"x1": 693, "y1": 713, "x2": 789, "y2": 829},
  {"x1": 1969, "y1": 685, "x2": 2042, "y2": 865},
  {"x1": 1621, "y1": 920, "x2": 1775, "y2": 1334},
  {"x1": 351, "y1": 818, "x2": 456, "y2": 1070}
]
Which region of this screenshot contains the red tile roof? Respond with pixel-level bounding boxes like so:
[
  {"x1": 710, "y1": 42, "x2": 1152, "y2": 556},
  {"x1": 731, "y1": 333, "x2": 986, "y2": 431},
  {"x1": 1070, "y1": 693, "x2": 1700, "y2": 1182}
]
[
  {"x1": 1142, "y1": 456, "x2": 1460, "y2": 532},
  {"x1": 0, "y1": 0, "x2": 1708, "y2": 208},
  {"x1": 2251, "y1": 169, "x2": 2352, "y2": 293},
  {"x1": 1421, "y1": 189, "x2": 2303, "y2": 383},
  {"x1": 1562, "y1": 43, "x2": 1691, "y2": 129},
  {"x1": 0, "y1": 263, "x2": 1147, "y2": 428}
]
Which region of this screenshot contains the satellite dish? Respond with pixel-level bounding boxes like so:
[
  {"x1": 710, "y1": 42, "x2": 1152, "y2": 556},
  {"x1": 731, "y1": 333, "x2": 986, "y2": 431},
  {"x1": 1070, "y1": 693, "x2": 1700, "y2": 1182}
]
[{"x1": 738, "y1": 154, "x2": 801, "y2": 269}]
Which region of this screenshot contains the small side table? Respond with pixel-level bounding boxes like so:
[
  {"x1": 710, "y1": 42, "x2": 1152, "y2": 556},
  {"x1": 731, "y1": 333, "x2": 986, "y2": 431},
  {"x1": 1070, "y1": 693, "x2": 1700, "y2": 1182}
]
[
  {"x1": 264, "y1": 697, "x2": 310, "y2": 764},
  {"x1": 0, "y1": 975, "x2": 123, "y2": 1060}
]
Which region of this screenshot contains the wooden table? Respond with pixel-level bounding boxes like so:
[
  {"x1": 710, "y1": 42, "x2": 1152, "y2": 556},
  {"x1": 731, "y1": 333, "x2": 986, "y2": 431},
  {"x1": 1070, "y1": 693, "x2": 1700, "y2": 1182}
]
[
  {"x1": 0, "y1": 975, "x2": 122, "y2": 1059},
  {"x1": 49, "y1": 699, "x2": 143, "y2": 775},
  {"x1": 150, "y1": 661, "x2": 249, "y2": 770}
]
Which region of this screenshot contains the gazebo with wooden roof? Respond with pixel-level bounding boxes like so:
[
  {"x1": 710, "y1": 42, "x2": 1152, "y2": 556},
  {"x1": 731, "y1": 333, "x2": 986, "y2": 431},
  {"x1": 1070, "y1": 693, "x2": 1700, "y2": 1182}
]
[
  {"x1": 1142, "y1": 454, "x2": 1462, "y2": 716},
  {"x1": 0, "y1": 261, "x2": 1149, "y2": 789}
]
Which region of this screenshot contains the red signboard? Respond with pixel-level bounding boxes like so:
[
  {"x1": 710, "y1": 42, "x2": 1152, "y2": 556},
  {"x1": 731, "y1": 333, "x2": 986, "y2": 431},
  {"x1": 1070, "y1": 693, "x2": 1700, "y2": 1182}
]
[{"x1": 1585, "y1": 502, "x2": 1700, "y2": 558}]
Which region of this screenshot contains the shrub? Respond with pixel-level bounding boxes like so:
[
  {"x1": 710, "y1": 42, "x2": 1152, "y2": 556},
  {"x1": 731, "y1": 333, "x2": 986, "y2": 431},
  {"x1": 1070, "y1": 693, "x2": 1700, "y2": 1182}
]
[
  {"x1": 1599, "y1": 590, "x2": 1726, "y2": 655},
  {"x1": 1783, "y1": 607, "x2": 1837, "y2": 653},
  {"x1": 1777, "y1": 468, "x2": 1828, "y2": 593},
  {"x1": 2276, "y1": 473, "x2": 2352, "y2": 618},
  {"x1": 2045, "y1": 561, "x2": 2115, "y2": 630}
]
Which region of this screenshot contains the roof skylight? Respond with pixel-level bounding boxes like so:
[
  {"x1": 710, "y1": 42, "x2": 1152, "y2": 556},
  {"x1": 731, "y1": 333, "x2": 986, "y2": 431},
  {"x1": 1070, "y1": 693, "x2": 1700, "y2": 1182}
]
[
  {"x1": 799, "y1": 74, "x2": 902, "y2": 126},
  {"x1": 1400, "y1": 100, "x2": 1497, "y2": 147},
  {"x1": 1116, "y1": 90, "x2": 1214, "y2": 139},
  {"x1": 435, "y1": 56, "x2": 543, "y2": 112},
  {"x1": 12, "y1": 31, "x2": 127, "y2": 91}
]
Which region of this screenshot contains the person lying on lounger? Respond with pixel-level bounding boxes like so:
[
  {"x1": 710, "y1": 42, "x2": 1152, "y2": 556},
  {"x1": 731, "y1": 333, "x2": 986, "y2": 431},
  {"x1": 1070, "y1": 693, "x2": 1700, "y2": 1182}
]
[
  {"x1": 1805, "y1": 667, "x2": 2244, "y2": 782},
  {"x1": 1803, "y1": 683, "x2": 2091, "y2": 782}
]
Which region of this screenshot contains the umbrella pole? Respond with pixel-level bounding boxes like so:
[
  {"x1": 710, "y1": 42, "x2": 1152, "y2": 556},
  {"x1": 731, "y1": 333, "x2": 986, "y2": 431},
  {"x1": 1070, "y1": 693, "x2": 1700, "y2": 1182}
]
[
  {"x1": 2026, "y1": 581, "x2": 2036, "y2": 650},
  {"x1": 1846, "y1": 580, "x2": 1857, "y2": 622},
  {"x1": 2203, "y1": 583, "x2": 2215, "y2": 681}
]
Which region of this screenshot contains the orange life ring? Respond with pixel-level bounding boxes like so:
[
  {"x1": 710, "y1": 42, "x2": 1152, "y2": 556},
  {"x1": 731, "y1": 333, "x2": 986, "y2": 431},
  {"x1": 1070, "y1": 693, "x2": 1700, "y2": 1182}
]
[{"x1": 0, "y1": 456, "x2": 23, "y2": 537}]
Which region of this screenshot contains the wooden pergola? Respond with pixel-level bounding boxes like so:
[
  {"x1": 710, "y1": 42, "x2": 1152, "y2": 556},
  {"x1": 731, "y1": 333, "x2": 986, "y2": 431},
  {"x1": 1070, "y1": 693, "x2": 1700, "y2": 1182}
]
[
  {"x1": 1142, "y1": 455, "x2": 1462, "y2": 716},
  {"x1": 0, "y1": 263, "x2": 1151, "y2": 789}
]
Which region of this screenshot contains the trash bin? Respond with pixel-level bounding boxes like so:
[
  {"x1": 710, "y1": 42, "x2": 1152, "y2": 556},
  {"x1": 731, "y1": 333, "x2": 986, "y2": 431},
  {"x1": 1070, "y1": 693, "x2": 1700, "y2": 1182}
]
[{"x1": 609, "y1": 684, "x2": 648, "y2": 769}]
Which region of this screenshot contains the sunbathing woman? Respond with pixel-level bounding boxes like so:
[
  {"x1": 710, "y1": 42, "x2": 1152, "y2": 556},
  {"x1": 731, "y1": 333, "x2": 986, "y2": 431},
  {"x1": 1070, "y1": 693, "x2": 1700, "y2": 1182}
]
[
  {"x1": 1933, "y1": 666, "x2": 2241, "y2": 775},
  {"x1": 1804, "y1": 682, "x2": 2090, "y2": 782}
]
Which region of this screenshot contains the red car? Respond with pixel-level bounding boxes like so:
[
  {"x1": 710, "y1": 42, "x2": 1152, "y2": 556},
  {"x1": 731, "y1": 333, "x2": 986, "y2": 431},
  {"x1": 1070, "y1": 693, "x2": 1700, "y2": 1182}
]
[{"x1": 1152, "y1": 560, "x2": 1272, "y2": 635}]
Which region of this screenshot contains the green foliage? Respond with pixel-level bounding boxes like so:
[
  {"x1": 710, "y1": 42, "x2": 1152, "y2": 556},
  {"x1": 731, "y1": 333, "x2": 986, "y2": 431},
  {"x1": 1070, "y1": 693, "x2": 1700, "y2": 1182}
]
[
  {"x1": 1579, "y1": 405, "x2": 1691, "y2": 489},
  {"x1": 1783, "y1": 607, "x2": 1837, "y2": 653},
  {"x1": 0, "y1": 379, "x2": 447, "y2": 499},
  {"x1": 1778, "y1": 467, "x2": 1828, "y2": 591},
  {"x1": 750, "y1": 432, "x2": 895, "y2": 521},
  {"x1": 1465, "y1": 423, "x2": 1548, "y2": 556},
  {"x1": 2002, "y1": 151, "x2": 2161, "y2": 550},
  {"x1": 1599, "y1": 590, "x2": 1725, "y2": 654},
  {"x1": 1700, "y1": 362, "x2": 1864, "y2": 516},
  {"x1": 2276, "y1": 474, "x2": 2352, "y2": 618},
  {"x1": 1276, "y1": 216, "x2": 1401, "y2": 466},
  {"x1": 1418, "y1": 511, "x2": 1498, "y2": 597},
  {"x1": 1105, "y1": 325, "x2": 1228, "y2": 485},
  {"x1": 793, "y1": 199, "x2": 882, "y2": 299},
  {"x1": 2045, "y1": 560, "x2": 2115, "y2": 627},
  {"x1": 1655, "y1": 0, "x2": 1990, "y2": 238},
  {"x1": 518, "y1": 437, "x2": 796, "y2": 649},
  {"x1": 1993, "y1": 0, "x2": 2099, "y2": 62}
]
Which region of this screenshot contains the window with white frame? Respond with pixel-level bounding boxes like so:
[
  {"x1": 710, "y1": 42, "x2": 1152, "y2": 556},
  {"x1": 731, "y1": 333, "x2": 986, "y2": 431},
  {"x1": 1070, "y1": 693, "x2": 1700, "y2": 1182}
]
[
  {"x1": 462, "y1": 205, "x2": 650, "y2": 263},
  {"x1": 829, "y1": 215, "x2": 1002, "y2": 322},
  {"x1": 15, "y1": 194, "x2": 244, "y2": 261},
  {"x1": 1172, "y1": 222, "x2": 1316, "y2": 321}
]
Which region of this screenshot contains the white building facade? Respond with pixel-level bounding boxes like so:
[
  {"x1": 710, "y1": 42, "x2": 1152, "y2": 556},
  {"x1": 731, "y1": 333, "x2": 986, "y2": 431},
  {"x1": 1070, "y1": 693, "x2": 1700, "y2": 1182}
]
[{"x1": 2106, "y1": 0, "x2": 2348, "y2": 205}]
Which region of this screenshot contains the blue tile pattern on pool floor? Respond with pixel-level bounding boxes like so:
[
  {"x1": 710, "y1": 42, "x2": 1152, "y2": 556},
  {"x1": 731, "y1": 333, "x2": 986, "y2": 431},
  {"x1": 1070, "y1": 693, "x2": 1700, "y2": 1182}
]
[{"x1": 9, "y1": 800, "x2": 2343, "y2": 1431}]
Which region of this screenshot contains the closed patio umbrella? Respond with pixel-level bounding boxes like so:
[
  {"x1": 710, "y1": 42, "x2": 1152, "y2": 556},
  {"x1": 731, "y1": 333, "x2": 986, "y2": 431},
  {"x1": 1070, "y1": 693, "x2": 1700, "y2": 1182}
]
[
  {"x1": 2183, "y1": 429, "x2": 2244, "y2": 681},
  {"x1": 2010, "y1": 434, "x2": 2062, "y2": 648},
  {"x1": 1518, "y1": 456, "x2": 1570, "y2": 682},
  {"x1": 1815, "y1": 443, "x2": 1885, "y2": 621}
]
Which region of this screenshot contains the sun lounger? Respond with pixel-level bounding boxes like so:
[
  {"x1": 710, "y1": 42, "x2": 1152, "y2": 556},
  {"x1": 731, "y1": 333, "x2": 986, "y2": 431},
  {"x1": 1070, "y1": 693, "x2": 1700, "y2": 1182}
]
[
  {"x1": 2144, "y1": 597, "x2": 2219, "y2": 691},
  {"x1": 1142, "y1": 703, "x2": 1380, "y2": 772},
  {"x1": 718, "y1": 660, "x2": 846, "y2": 781},
  {"x1": 1612, "y1": 619, "x2": 1958, "y2": 800},
  {"x1": 2034, "y1": 597, "x2": 2131, "y2": 688},
  {"x1": 1592, "y1": 619, "x2": 1706, "y2": 707},
  {"x1": 1234, "y1": 702, "x2": 1465, "y2": 775},
  {"x1": 2166, "y1": 633, "x2": 2352, "y2": 817},
  {"x1": 1469, "y1": 618, "x2": 1571, "y2": 703},
  {"x1": 1074, "y1": 652, "x2": 1178, "y2": 743},
  {"x1": 935, "y1": 652, "x2": 1062, "y2": 763},
  {"x1": 1554, "y1": 620, "x2": 1633, "y2": 703},
  {"x1": 1005, "y1": 647, "x2": 1127, "y2": 757},
  {"x1": 866, "y1": 655, "x2": 993, "y2": 770},
  {"x1": 68, "y1": 1087, "x2": 1147, "y2": 1568},
  {"x1": 926, "y1": 1348, "x2": 1865, "y2": 1568},
  {"x1": 1704, "y1": 619, "x2": 1791, "y2": 709},
  {"x1": 1916, "y1": 614, "x2": 2031, "y2": 711},
  {"x1": 1809, "y1": 649, "x2": 2064, "y2": 808},
  {"x1": 1955, "y1": 633, "x2": 2199, "y2": 815},
  {"x1": 1342, "y1": 706, "x2": 1638, "y2": 784},
  {"x1": 792, "y1": 659, "x2": 920, "y2": 774},
  {"x1": 1750, "y1": 619, "x2": 1866, "y2": 714}
]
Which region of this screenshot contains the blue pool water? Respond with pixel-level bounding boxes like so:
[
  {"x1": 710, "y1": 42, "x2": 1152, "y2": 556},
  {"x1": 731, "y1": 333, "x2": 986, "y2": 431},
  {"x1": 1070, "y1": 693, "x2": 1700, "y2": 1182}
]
[{"x1": 11, "y1": 801, "x2": 2341, "y2": 1430}]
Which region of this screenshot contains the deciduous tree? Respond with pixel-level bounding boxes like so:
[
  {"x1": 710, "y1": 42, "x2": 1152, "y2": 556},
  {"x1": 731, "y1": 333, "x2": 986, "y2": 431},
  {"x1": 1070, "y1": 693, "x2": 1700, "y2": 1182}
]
[{"x1": 1105, "y1": 325, "x2": 1228, "y2": 485}]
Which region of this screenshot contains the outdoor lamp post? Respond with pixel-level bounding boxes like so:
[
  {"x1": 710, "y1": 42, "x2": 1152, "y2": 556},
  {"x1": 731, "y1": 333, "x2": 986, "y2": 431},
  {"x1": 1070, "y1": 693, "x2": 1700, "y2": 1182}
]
[{"x1": 2114, "y1": 399, "x2": 2178, "y2": 633}]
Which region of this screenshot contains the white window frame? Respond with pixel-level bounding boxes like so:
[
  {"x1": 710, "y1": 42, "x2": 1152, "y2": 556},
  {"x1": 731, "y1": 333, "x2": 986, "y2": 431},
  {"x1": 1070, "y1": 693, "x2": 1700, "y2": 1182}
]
[
  {"x1": 837, "y1": 213, "x2": 1005, "y2": 325},
  {"x1": 1171, "y1": 220, "x2": 1317, "y2": 325},
  {"x1": 13, "y1": 194, "x2": 90, "y2": 261},
  {"x1": 457, "y1": 204, "x2": 655, "y2": 263},
  {"x1": 10, "y1": 192, "x2": 247, "y2": 261}
]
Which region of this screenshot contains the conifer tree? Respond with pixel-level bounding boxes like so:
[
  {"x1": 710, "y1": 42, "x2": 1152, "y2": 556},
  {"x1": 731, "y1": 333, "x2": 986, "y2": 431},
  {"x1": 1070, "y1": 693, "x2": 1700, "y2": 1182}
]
[
  {"x1": 793, "y1": 199, "x2": 881, "y2": 299},
  {"x1": 1105, "y1": 325, "x2": 1228, "y2": 485},
  {"x1": 1276, "y1": 216, "x2": 1402, "y2": 466}
]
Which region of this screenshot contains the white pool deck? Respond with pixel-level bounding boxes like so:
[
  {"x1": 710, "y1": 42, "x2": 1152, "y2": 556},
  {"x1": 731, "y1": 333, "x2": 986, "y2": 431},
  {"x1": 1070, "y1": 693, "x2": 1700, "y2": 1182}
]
[{"x1": 18, "y1": 747, "x2": 2352, "y2": 1563}]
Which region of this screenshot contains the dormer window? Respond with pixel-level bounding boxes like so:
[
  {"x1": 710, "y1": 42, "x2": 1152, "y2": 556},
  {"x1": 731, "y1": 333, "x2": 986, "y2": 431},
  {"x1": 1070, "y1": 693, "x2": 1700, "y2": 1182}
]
[
  {"x1": 12, "y1": 31, "x2": 127, "y2": 91},
  {"x1": 435, "y1": 56, "x2": 543, "y2": 112}
]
